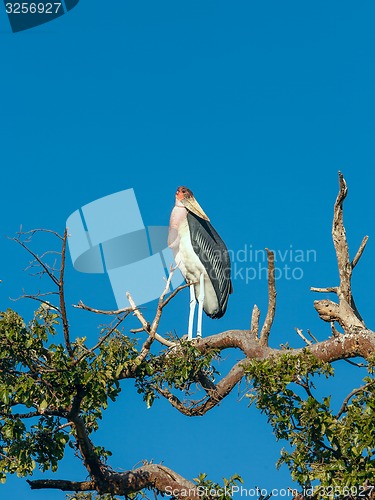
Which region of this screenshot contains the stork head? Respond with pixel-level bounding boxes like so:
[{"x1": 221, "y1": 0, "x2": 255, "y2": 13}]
[{"x1": 175, "y1": 186, "x2": 210, "y2": 221}]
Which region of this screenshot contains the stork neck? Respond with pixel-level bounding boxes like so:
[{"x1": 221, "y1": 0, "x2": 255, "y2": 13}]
[
  {"x1": 175, "y1": 199, "x2": 185, "y2": 208},
  {"x1": 169, "y1": 205, "x2": 187, "y2": 229}
]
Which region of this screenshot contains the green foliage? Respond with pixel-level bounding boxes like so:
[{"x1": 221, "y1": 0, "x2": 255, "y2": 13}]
[
  {"x1": 66, "y1": 494, "x2": 121, "y2": 500},
  {"x1": 4, "y1": 287, "x2": 375, "y2": 498},
  {"x1": 0, "y1": 300, "x2": 222, "y2": 489},
  {"x1": 135, "y1": 339, "x2": 219, "y2": 408},
  {"x1": 193, "y1": 472, "x2": 244, "y2": 500},
  {"x1": 246, "y1": 351, "x2": 375, "y2": 496},
  {"x1": 0, "y1": 307, "x2": 139, "y2": 481}
]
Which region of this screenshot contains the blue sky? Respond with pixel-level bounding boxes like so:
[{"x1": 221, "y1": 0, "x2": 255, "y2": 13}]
[{"x1": 1, "y1": 1, "x2": 375, "y2": 498}]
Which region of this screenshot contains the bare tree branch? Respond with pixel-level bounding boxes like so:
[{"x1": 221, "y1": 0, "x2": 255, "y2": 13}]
[
  {"x1": 136, "y1": 270, "x2": 190, "y2": 361},
  {"x1": 11, "y1": 293, "x2": 61, "y2": 312},
  {"x1": 259, "y1": 249, "x2": 276, "y2": 346},
  {"x1": 310, "y1": 286, "x2": 338, "y2": 294},
  {"x1": 12, "y1": 237, "x2": 60, "y2": 285},
  {"x1": 59, "y1": 229, "x2": 73, "y2": 357},
  {"x1": 295, "y1": 328, "x2": 312, "y2": 346},
  {"x1": 160, "y1": 282, "x2": 191, "y2": 309},
  {"x1": 28, "y1": 464, "x2": 200, "y2": 498},
  {"x1": 313, "y1": 172, "x2": 366, "y2": 330},
  {"x1": 307, "y1": 329, "x2": 318, "y2": 343},
  {"x1": 27, "y1": 479, "x2": 95, "y2": 491},
  {"x1": 332, "y1": 171, "x2": 351, "y2": 302},
  {"x1": 156, "y1": 358, "x2": 248, "y2": 416},
  {"x1": 149, "y1": 270, "x2": 178, "y2": 340},
  {"x1": 73, "y1": 301, "x2": 132, "y2": 316},
  {"x1": 17, "y1": 228, "x2": 64, "y2": 240},
  {"x1": 351, "y1": 235, "x2": 369, "y2": 269},
  {"x1": 154, "y1": 325, "x2": 375, "y2": 416},
  {"x1": 250, "y1": 304, "x2": 260, "y2": 340},
  {"x1": 126, "y1": 291, "x2": 175, "y2": 348}
]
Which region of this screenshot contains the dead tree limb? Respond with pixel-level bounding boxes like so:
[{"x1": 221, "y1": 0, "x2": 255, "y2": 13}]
[
  {"x1": 59, "y1": 229, "x2": 73, "y2": 357},
  {"x1": 312, "y1": 172, "x2": 367, "y2": 329},
  {"x1": 250, "y1": 304, "x2": 261, "y2": 340},
  {"x1": 28, "y1": 464, "x2": 199, "y2": 498},
  {"x1": 259, "y1": 249, "x2": 276, "y2": 346}
]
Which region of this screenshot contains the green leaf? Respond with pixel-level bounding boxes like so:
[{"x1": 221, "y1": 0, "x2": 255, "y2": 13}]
[{"x1": 39, "y1": 400, "x2": 48, "y2": 411}]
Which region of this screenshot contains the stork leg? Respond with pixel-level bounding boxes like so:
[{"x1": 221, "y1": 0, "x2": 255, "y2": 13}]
[
  {"x1": 197, "y1": 273, "x2": 205, "y2": 339},
  {"x1": 188, "y1": 284, "x2": 196, "y2": 341}
]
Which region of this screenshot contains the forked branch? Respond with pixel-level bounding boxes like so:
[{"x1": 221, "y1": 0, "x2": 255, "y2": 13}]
[
  {"x1": 12, "y1": 228, "x2": 74, "y2": 356},
  {"x1": 312, "y1": 172, "x2": 367, "y2": 330}
]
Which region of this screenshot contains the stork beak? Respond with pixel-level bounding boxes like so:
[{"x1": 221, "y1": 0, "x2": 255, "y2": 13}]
[{"x1": 182, "y1": 196, "x2": 210, "y2": 221}]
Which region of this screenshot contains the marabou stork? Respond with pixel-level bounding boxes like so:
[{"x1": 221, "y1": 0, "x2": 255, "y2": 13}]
[{"x1": 168, "y1": 186, "x2": 232, "y2": 340}]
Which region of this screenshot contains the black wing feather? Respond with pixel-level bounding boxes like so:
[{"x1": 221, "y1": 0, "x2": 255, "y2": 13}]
[{"x1": 187, "y1": 212, "x2": 232, "y2": 318}]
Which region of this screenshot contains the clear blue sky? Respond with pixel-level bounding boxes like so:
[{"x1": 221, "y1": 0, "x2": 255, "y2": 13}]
[{"x1": 1, "y1": 1, "x2": 375, "y2": 498}]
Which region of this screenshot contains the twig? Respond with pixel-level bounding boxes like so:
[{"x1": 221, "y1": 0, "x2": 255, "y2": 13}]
[
  {"x1": 39, "y1": 250, "x2": 62, "y2": 259},
  {"x1": 155, "y1": 386, "x2": 197, "y2": 415},
  {"x1": 156, "y1": 358, "x2": 246, "y2": 416},
  {"x1": 132, "y1": 272, "x2": 191, "y2": 365},
  {"x1": 136, "y1": 275, "x2": 193, "y2": 363},
  {"x1": 126, "y1": 292, "x2": 175, "y2": 348},
  {"x1": 73, "y1": 301, "x2": 132, "y2": 316},
  {"x1": 351, "y1": 235, "x2": 369, "y2": 269},
  {"x1": 310, "y1": 286, "x2": 338, "y2": 294},
  {"x1": 343, "y1": 359, "x2": 367, "y2": 368},
  {"x1": 149, "y1": 271, "x2": 186, "y2": 339},
  {"x1": 11, "y1": 237, "x2": 60, "y2": 287},
  {"x1": 11, "y1": 294, "x2": 61, "y2": 312},
  {"x1": 259, "y1": 249, "x2": 276, "y2": 346},
  {"x1": 296, "y1": 375, "x2": 314, "y2": 397},
  {"x1": 250, "y1": 304, "x2": 260, "y2": 340},
  {"x1": 336, "y1": 380, "x2": 375, "y2": 418},
  {"x1": 73, "y1": 313, "x2": 130, "y2": 365},
  {"x1": 307, "y1": 329, "x2": 318, "y2": 343},
  {"x1": 55, "y1": 421, "x2": 73, "y2": 432},
  {"x1": 295, "y1": 328, "x2": 312, "y2": 346},
  {"x1": 160, "y1": 282, "x2": 191, "y2": 309},
  {"x1": 126, "y1": 293, "x2": 150, "y2": 332},
  {"x1": 16, "y1": 228, "x2": 64, "y2": 240}
]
